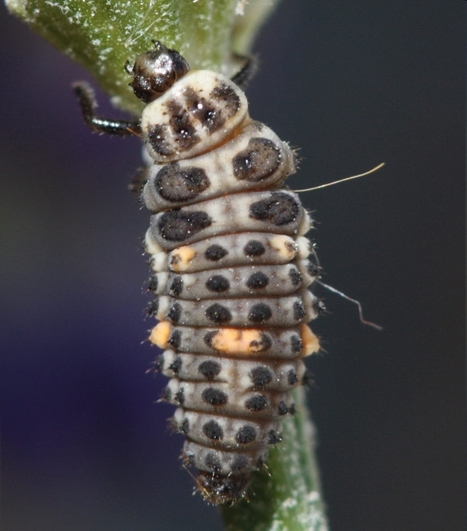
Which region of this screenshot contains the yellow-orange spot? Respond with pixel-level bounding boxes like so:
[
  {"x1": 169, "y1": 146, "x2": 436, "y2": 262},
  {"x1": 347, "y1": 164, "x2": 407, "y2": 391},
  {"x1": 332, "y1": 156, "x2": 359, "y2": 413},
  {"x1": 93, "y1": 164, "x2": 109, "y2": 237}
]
[
  {"x1": 270, "y1": 235, "x2": 296, "y2": 261},
  {"x1": 169, "y1": 246, "x2": 196, "y2": 272},
  {"x1": 300, "y1": 324, "x2": 320, "y2": 356},
  {"x1": 211, "y1": 328, "x2": 265, "y2": 355},
  {"x1": 149, "y1": 321, "x2": 172, "y2": 348}
]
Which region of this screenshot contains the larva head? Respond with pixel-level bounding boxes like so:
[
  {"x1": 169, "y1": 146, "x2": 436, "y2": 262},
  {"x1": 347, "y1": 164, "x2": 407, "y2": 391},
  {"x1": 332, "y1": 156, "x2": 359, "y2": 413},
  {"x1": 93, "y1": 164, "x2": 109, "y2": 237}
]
[{"x1": 127, "y1": 41, "x2": 190, "y2": 103}]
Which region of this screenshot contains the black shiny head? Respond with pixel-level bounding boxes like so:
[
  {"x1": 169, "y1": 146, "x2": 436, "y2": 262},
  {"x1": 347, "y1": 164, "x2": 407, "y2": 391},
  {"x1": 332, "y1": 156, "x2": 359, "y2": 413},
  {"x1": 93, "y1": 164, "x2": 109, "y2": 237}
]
[{"x1": 127, "y1": 40, "x2": 190, "y2": 103}]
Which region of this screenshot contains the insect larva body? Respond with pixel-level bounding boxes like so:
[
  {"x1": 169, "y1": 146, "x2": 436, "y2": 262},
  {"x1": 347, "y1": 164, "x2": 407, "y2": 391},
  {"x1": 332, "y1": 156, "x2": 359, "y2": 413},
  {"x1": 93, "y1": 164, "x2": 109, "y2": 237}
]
[{"x1": 74, "y1": 41, "x2": 321, "y2": 505}]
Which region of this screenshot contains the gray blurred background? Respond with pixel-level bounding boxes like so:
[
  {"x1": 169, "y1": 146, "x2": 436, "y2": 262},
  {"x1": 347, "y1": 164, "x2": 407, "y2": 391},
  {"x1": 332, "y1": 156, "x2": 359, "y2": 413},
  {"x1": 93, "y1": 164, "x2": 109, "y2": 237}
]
[{"x1": 1, "y1": 2, "x2": 464, "y2": 530}]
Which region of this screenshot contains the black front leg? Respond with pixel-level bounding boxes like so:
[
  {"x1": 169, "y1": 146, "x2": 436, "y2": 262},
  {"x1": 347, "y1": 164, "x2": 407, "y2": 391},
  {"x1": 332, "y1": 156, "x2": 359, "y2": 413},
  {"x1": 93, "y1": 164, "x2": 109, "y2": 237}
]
[
  {"x1": 230, "y1": 53, "x2": 258, "y2": 91},
  {"x1": 73, "y1": 82, "x2": 141, "y2": 136}
]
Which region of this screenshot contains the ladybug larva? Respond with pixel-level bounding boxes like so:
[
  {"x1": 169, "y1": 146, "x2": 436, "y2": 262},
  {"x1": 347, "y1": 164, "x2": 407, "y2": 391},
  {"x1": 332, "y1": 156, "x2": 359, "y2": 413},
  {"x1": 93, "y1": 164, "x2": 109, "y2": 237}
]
[{"x1": 74, "y1": 41, "x2": 321, "y2": 504}]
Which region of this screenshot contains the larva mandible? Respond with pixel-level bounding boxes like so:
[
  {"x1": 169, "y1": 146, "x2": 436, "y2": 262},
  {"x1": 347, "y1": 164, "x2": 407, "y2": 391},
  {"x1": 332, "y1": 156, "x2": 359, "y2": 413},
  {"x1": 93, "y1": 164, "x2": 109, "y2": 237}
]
[{"x1": 74, "y1": 41, "x2": 322, "y2": 505}]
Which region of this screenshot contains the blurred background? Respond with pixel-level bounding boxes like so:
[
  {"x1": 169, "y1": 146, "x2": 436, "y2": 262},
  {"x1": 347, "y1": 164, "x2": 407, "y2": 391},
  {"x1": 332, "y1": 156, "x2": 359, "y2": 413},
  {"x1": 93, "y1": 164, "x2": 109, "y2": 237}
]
[{"x1": 0, "y1": 2, "x2": 463, "y2": 530}]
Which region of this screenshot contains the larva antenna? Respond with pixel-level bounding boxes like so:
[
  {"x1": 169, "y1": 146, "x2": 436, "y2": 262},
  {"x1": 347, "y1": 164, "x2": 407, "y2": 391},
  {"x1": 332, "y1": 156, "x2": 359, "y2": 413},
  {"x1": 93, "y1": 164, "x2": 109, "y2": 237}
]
[{"x1": 294, "y1": 162, "x2": 385, "y2": 193}]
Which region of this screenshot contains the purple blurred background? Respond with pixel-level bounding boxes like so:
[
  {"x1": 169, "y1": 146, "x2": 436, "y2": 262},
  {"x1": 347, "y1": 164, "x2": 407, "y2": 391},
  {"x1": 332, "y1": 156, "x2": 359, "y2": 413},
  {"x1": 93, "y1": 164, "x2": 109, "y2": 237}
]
[{"x1": 1, "y1": 2, "x2": 463, "y2": 530}]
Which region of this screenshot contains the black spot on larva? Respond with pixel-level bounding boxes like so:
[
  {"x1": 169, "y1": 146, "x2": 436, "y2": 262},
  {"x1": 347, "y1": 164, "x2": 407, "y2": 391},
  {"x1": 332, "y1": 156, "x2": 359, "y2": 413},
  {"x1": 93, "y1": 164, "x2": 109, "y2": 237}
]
[
  {"x1": 206, "y1": 275, "x2": 230, "y2": 293},
  {"x1": 184, "y1": 86, "x2": 224, "y2": 132},
  {"x1": 154, "y1": 163, "x2": 210, "y2": 202},
  {"x1": 161, "y1": 386, "x2": 172, "y2": 401},
  {"x1": 256, "y1": 455, "x2": 266, "y2": 468},
  {"x1": 210, "y1": 83, "x2": 240, "y2": 118},
  {"x1": 168, "y1": 330, "x2": 181, "y2": 349},
  {"x1": 168, "y1": 356, "x2": 182, "y2": 375},
  {"x1": 302, "y1": 370, "x2": 314, "y2": 386},
  {"x1": 293, "y1": 300, "x2": 306, "y2": 321},
  {"x1": 157, "y1": 210, "x2": 211, "y2": 242},
  {"x1": 203, "y1": 330, "x2": 217, "y2": 349},
  {"x1": 307, "y1": 261, "x2": 320, "y2": 278},
  {"x1": 147, "y1": 298, "x2": 159, "y2": 317},
  {"x1": 198, "y1": 360, "x2": 222, "y2": 380},
  {"x1": 233, "y1": 138, "x2": 281, "y2": 182},
  {"x1": 169, "y1": 253, "x2": 180, "y2": 268},
  {"x1": 248, "y1": 303, "x2": 272, "y2": 323},
  {"x1": 165, "y1": 99, "x2": 200, "y2": 150},
  {"x1": 147, "y1": 124, "x2": 174, "y2": 156},
  {"x1": 203, "y1": 420, "x2": 224, "y2": 440},
  {"x1": 244, "y1": 240, "x2": 265, "y2": 257},
  {"x1": 169, "y1": 276, "x2": 183, "y2": 297},
  {"x1": 204, "y1": 244, "x2": 228, "y2": 261},
  {"x1": 289, "y1": 267, "x2": 302, "y2": 286},
  {"x1": 291, "y1": 334, "x2": 302, "y2": 354},
  {"x1": 206, "y1": 303, "x2": 232, "y2": 323},
  {"x1": 278, "y1": 401, "x2": 288, "y2": 416},
  {"x1": 250, "y1": 332, "x2": 272, "y2": 352},
  {"x1": 287, "y1": 369, "x2": 298, "y2": 386},
  {"x1": 249, "y1": 192, "x2": 300, "y2": 226},
  {"x1": 245, "y1": 395, "x2": 268, "y2": 412},
  {"x1": 174, "y1": 387, "x2": 185, "y2": 405},
  {"x1": 167, "y1": 301, "x2": 182, "y2": 322},
  {"x1": 246, "y1": 272, "x2": 269, "y2": 289},
  {"x1": 235, "y1": 425, "x2": 257, "y2": 444},
  {"x1": 268, "y1": 430, "x2": 282, "y2": 445},
  {"x1": 289, "y1": 403, "x2": 296, "y2": 415},
  {"x1": 250, "y1": 366, "x2": 273, "y2": 387},
  {"x1": 202, "y1": 387, "x2": 228, "y2": 406},
  {"x1": 231, "y1": 455, "x2": 249, "y2": 473},
  {"x1": 205, "y1": 452, "x2": 221, "y2": 472},
  {"x1": 180, "y1": 418, "x2": 189, "y2": 434},
  {"x1": 147, "y1": 275, "x2": 158, "y2": 291}
]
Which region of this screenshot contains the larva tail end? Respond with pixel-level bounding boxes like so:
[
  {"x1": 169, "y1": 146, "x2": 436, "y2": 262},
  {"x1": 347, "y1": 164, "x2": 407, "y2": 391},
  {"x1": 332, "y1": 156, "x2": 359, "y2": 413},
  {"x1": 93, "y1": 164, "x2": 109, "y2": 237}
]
[{"x1": 196, "y1": 471, "x2": 251, "y2": 505}]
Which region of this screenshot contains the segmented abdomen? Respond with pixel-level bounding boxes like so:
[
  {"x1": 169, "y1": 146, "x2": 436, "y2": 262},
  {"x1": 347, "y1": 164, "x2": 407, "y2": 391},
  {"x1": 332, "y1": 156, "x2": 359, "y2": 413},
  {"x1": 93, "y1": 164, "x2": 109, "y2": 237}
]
[{"x1": 142, "y1": 69, "x2": 320, "y2": 504}]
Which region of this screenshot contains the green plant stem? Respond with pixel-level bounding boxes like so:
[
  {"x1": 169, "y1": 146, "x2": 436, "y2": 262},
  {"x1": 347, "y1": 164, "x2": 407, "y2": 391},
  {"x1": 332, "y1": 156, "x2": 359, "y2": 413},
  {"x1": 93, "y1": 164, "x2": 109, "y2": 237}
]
[{"x1": 5, "y1": 1, "x2": 329, "y2": 529}]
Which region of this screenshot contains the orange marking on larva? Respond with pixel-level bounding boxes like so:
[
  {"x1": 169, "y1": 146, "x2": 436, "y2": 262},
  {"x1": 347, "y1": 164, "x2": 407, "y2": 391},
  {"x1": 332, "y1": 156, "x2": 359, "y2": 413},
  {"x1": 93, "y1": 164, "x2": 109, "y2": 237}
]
[
  {"x1": 270, "y1": 235, "x2": 297, "y2": 261},
  {"x1": 169, "y1": 246, "x2": 196, "y2": 272},
  {"x1": 149, "y1": 321, "x2": 172, "y2": 348},
  {"x1": 300, "y1": 324, "x2": 320, "y2": 356},
  {"x1": 211, "y1": 328, "x2": 265, "y2": 355}
]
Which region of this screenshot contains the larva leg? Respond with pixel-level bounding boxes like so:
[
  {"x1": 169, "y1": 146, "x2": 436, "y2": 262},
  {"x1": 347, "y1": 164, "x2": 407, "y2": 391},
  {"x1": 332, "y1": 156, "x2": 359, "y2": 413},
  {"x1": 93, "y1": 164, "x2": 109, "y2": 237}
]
[
  {"x1": 231, "y1": 53, "x2": 258, "y2": 90},
  {"x1": 72, "y1": 82, "x2": 141, "y2": 136}
]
